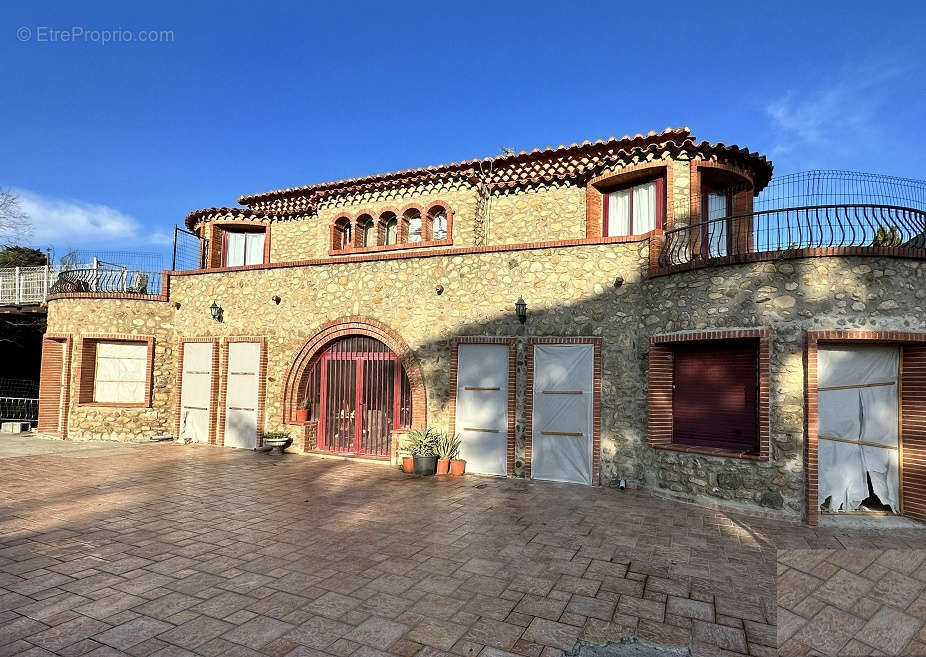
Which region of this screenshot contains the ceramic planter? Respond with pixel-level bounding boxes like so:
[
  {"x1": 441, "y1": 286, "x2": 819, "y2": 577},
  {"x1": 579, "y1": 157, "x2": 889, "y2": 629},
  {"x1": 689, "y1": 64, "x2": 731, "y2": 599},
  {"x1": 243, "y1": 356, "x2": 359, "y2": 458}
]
[
  {"x1": 436, "y1": 458, "x2": 450, "y2": 475},
  {"x1": 401, "y1": 455, "x2": 414, "y2": 473},
  {"x1": 295, "y1": 409, "x2": 309, "y2": 423},
  {"x1": 450, "y1": 459, "x2": 466, "y2": 476}
]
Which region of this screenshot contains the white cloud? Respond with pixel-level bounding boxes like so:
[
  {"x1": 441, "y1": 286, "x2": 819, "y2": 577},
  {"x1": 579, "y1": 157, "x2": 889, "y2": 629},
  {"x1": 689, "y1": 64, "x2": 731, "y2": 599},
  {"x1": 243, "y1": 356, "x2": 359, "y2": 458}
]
[
  {"x1": 10, "y1": 188, "x2": 172, "y2": 250},
  {"x1": 764, "y1": 60, "x2": 910, "y2": 157}
]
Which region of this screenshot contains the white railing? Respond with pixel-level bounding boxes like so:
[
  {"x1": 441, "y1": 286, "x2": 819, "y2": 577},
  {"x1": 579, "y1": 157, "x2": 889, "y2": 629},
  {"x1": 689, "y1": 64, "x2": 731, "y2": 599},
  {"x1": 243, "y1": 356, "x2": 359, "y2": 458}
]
[{"x1": 0, "y1": 262, "x2": 93, "y2": 306}]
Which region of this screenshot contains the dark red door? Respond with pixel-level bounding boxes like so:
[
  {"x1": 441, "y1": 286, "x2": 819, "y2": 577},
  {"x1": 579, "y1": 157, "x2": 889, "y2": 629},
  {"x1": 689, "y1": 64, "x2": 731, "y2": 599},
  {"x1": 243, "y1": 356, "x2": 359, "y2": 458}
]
[{"x1": 672, "y1": 341, "x2": 758, "y2": 452}]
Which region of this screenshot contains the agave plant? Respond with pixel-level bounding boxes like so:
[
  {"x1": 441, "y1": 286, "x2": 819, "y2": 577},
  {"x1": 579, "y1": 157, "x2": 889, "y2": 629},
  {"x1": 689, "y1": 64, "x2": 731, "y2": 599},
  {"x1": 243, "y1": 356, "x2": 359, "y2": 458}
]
[
  {"x1": 435, "y1": 432, "x2": 462, "y2": 460},
  {"x1": 407, "y1": 427, "x2": 438, "y2": 456}
]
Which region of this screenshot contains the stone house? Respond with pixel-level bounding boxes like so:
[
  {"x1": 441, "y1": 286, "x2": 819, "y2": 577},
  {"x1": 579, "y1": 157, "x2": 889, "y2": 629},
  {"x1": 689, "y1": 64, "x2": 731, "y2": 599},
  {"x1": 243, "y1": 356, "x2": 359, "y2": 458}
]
[{"x1": 38, "y1": 127, "x2": 926, "y2": 525}]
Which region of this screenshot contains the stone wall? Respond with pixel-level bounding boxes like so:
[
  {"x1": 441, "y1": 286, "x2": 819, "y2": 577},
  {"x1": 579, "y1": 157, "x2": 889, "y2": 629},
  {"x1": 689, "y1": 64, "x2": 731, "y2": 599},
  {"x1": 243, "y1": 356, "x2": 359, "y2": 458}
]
[
  {"x1": 44, "y1": 248, "x2": 926, "y2": 518},
  {"x1": 487, "y1": 182, "x2": 586, "y2": 245},
  {"x1": 45, "y1": 298, "x2": 177, "y2": 442}
]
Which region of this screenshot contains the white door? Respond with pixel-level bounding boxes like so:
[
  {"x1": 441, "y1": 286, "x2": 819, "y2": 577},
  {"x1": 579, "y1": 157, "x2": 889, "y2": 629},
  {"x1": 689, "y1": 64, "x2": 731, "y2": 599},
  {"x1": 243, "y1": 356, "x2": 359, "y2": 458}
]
[
  {"x1": 179, "y1": 342, "x2": 214, "y2": 443},
  {"x1": 455, "y1": 344, "x2": 509, "y2": 476},
  {"x1": 532, "y1": 344, "x2": 594, "y2": 485},
  {"x1": 224, "y1": 342, "x2": 261, "y2": 449},
  {"x1": 818, "y1": 345, "x2": 899, "y2": 512}
]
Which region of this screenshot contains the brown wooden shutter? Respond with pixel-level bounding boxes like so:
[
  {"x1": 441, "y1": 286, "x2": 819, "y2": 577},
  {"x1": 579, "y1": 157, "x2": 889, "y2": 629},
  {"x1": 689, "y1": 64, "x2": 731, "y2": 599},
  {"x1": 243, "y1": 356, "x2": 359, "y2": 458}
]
[
  {"x1": 38, "y1": 336, "x2": 67, "y2": 435},
  {"x1": 672, "y1": 341, "x2": 759, "y2": 451},
  {"x1": 902, "y1": 344, "x2": 926, "y2": 521}
]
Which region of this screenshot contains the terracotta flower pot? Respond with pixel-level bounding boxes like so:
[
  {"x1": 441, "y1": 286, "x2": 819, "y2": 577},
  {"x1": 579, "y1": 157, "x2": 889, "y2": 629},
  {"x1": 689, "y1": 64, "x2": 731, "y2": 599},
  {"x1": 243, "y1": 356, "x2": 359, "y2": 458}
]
[
  {"x1": 401, "y1": 456, "x2": 414, "y2": 474},
  {"x1": 436, "y1": 458, "x2": 450, "y2": 475},
  {"x1": 295, "y1": 409, "x2": 309, "y2": 424},
  {"x1": 450, "y1": 459, "x2": 466, "y2": 476}
]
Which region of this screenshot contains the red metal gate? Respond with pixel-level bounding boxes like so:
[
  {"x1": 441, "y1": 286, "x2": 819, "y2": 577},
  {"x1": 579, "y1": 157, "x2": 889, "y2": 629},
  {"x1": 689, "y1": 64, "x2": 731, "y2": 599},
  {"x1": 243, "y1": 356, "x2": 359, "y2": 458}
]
[{"x1": 307, "y1": 336, "x2": 411, "y2": 455}]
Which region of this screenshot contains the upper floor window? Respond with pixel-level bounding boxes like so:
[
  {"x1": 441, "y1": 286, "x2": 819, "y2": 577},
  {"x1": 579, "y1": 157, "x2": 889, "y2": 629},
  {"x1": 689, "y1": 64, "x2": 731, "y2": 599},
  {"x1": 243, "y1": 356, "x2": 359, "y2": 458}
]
[
  {"x1": 333, "y1": 217, "x2": 353, "y2": 251},
  {"x1": 603, "y1": 178, "x2": 663, "y2": 237},
  {"x1": 358, "y1": 214, "x2": 376, "y2": 247},
  {"x1": 701, "y1": 186, "x2": 731, "y2": 258},
  {"x1": 223, "y1": 228, "x2": 265, "y2": 267},
  {"x1": 381, "y1": 212, "x2": 398, "y2": 245},
  {"x1": 405, "y1": 209, "x2": 423, "y2": 243},
  {"x1": 430, "y1": 206, "x2": 448, "y2": 240}
]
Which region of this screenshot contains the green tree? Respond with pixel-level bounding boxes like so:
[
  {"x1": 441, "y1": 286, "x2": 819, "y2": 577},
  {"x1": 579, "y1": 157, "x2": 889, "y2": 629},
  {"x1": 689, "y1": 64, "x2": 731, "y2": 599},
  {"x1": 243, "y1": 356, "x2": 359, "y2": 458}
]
[{"x1": 0, "y1": 245, "x2": 47, "y2": 268}]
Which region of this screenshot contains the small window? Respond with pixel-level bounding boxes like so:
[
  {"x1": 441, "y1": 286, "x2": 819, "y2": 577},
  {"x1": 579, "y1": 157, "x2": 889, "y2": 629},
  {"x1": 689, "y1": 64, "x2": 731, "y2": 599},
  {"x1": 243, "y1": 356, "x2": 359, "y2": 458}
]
[
  {"x1": 430, "y1": 206, "x2": 448, "y2": 240},
  {"x1": 701, "y1": 187, "x2": 731, "y2": 258},
  {"x1": 91, "y1": 340, "x2": 148, "y2": 403},
  {"x1": 223, "y1": 229, "x2": 265, "y2": 266},
  {"x1": 357, "y1": 215, "x2": 375, "y2": 247},
  {"x1": 406, "y1": 210, "x2": 422, "y2": 243},
  {"x1": 333, "y1": 218, "x2": 352, "y2": 251},
  {"x1": 603, "y1": 178, "x2": 663, "y2": 237},
  {"x1": 382, "y1": 212, "x2": 398, "y2": 245}
]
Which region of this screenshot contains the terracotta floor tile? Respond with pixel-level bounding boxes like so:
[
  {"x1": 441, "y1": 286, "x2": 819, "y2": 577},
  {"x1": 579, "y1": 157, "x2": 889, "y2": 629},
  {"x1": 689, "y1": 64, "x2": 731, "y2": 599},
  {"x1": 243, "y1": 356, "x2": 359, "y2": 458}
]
[{"x1": 3, "y1": 444, "x2": 926, "y2": 657}]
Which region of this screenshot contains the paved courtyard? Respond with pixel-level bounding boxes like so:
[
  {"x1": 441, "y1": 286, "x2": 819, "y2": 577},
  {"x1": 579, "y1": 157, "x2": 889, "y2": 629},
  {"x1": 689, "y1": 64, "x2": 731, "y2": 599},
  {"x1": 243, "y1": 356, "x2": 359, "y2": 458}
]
[
  {"x1": 777, "y1": 549, "x2": 926, "y2": 656},
  {"x1": 1, "y1": 440, "x2": 925, "y2": 657}
]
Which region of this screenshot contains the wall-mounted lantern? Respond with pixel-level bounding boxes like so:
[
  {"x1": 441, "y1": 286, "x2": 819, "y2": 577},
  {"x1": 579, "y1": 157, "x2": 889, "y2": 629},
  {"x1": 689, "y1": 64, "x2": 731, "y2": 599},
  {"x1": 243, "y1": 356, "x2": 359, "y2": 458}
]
[
  {"x1": 435, "y1": 285, "x2": 444, "y2": 296},
  {"x1": 515, "y1": 296, "x2": 527, "y2": 324},
  {"x1": 173, "y1": 301, "x2": 181, "y2": 309},
  {"x1": 272, "y1": 295, "x2": 281, "y2": 305},
  {"x1": 210, "y1": 300, "x2": 223, "y2": 322},
  {"x1": 614, "y1": 276, "x2": 624, "y2": 288}
]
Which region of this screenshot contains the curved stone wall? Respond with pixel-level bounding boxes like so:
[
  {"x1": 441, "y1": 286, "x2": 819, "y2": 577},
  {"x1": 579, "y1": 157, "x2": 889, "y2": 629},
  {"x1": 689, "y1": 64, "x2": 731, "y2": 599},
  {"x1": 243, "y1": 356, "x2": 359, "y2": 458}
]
[{"x1": 45, "y1": 244, "x2": 926, "y2": 517}]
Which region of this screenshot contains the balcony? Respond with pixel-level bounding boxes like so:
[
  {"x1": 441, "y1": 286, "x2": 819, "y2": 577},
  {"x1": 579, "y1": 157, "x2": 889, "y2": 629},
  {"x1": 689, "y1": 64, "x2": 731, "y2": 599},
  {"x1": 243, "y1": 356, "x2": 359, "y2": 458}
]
[
  {"x1": 658, "y1": 204, "x2": 926, "y2": 272},
  {"x1": 657, "y1": 171, "x2": 926, "y2": 274},
  {"x1": 49, "y1": 258, "x2": 164, "y2": 299}
]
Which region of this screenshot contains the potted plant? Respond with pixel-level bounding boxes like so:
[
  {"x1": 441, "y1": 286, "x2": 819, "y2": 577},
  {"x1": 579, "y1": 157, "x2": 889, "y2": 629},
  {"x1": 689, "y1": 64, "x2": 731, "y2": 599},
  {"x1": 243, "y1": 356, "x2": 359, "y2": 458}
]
[
  {"x1": 295, "y1": 398, "x2": 310, "y2": 424},
  {"x1": 262, "y1": 431, "x2": 293, "y2": 454},
  {"x1": 397, "y1": 435, "x2": 414, "y2": 474},
  {"x1": 435, "y1": 431, "x2": 453, "y2": 475},
  {"x1": 448, "y1": 433, "x2": 465, "y2": 475},
  {"x1": 409, "y1": 428, "x2": 438, "y2": 476}
]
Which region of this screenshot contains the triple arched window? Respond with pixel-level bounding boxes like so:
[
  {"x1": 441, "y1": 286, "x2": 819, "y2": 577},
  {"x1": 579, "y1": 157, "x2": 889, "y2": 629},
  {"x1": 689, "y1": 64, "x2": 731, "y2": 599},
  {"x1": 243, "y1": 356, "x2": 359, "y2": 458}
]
[{"x1": 330, "y1": 203, "x2": 452, "y2": 252}]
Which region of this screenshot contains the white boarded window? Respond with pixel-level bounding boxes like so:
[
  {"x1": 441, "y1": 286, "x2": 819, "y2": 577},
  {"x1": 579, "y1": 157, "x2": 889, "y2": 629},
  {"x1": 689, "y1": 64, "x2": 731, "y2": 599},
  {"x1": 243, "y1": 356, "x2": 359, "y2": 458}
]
[
  {"x1": 431, "y1": 209, "x2": 448, "y2": 240},
  {"x1": 93, "y1": 341, "x2": 148, "y2": 403},
  {"x1": 408, "y1": 215, "x2": 422, "y2": 243},
  {"x1": 604, "y1": 179, "x2": 662, "y2": 236}
]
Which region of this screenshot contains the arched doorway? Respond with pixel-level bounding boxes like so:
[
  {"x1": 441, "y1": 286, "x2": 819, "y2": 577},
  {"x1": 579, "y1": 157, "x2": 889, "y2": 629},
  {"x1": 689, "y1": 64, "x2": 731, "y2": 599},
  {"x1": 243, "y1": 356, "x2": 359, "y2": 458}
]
[{"x1": 300, "y1": 335, "x2": 413, "y2": 455}]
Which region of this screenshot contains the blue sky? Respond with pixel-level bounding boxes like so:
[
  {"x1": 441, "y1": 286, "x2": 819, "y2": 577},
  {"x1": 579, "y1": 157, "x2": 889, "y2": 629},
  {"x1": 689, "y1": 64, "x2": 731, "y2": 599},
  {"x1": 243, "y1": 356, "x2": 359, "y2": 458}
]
[{"x1": 2, "y1": 0, "x2": 924, "y2": 263}]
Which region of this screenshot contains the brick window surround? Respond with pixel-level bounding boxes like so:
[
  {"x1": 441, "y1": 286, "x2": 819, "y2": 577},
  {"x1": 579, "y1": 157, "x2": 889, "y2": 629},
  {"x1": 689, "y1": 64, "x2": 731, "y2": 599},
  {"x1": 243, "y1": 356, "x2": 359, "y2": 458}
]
[
  {"x1": 448, "y1": 337, "x2": 518, "y2": 476},
  {"x1": 525, "y1": 337, "x2": 602, "y2": 483},
  {"x1": 587, "y1": 163, "x2": 671, "y2": 238},
  {"x1": 328, "y1": 201, "x2": 454, "y2": 256},
  {"x1": 280, "y1": 317, "x2": 427, "y2": 442},
  {"x1": 217, "y1": 337, "x2": 267, "y2": 448},
  {"x1": 805, "y1": 330, "x2": 926, "y2": 526},
  {"x1": 648, "y1": 329, "x2": 770, "y2": 461},
  {"x1": 173, "y1": 338, "x2": 220, "y2": 445},
  {"x1": 38, "y1": 333, "x2": 72, "y2": 437},
  {"x1": 75, "y1": 335, "x2": 155, "y2": 408},
  {"x1": 207, "y1": 221, "x2": 271, "y2": 269}
]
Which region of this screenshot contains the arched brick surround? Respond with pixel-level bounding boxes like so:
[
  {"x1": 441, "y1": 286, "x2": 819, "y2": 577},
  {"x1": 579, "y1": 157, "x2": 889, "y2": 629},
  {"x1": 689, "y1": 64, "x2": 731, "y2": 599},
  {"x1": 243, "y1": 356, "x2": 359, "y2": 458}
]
[{"x1": 280, "y1": 317, "x2": 427, "y2": 432}]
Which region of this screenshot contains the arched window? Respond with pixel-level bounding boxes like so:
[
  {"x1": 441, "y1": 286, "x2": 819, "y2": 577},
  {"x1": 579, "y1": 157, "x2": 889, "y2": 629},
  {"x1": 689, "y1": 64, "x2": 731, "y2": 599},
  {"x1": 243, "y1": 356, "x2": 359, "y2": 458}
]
[
  {"x1": 429, "y1": 205, "x2": 448, "y2": 240},
  {"x1": 333, "y1": 217, "x2": 352, "y2": 250},
  {"x1": 300, "y1": 335, "x2": 412, "y2": 455},
  {"x1": 357, "y1": 214, "x2": 376, "y2": 247},
  {"x1": 381, "y1": 212, "x2": 398, "y2": 245},
  {"x1": 405, "y1": 209, "x2": 423, "y2": 243}
]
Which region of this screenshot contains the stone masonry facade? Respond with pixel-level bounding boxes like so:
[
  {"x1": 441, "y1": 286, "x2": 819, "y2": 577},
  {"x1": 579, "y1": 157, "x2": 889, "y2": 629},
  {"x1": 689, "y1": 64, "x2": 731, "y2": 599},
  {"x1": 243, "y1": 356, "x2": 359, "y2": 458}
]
[{"x1": 41, "y1": 129, "x2": 926, "y2": 522}]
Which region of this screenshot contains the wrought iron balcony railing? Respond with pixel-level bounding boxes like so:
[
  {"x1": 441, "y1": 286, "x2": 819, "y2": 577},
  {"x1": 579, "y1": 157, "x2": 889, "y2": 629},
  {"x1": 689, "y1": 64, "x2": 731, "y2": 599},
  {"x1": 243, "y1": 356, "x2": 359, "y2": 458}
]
[
  {"x1": 50, "y1": 264, "x2": 162, "y2": 297},
  {"x1": 658, "y1": 204, "x2": 926, "y2": 270}
]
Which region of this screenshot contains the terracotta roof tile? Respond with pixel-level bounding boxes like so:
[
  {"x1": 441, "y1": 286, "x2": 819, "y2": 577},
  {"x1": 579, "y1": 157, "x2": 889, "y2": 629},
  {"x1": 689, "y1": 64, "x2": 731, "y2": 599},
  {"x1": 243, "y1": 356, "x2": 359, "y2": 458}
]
[{"x1": 185, "y1": 128, "x2": 773, "y2": 228}]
